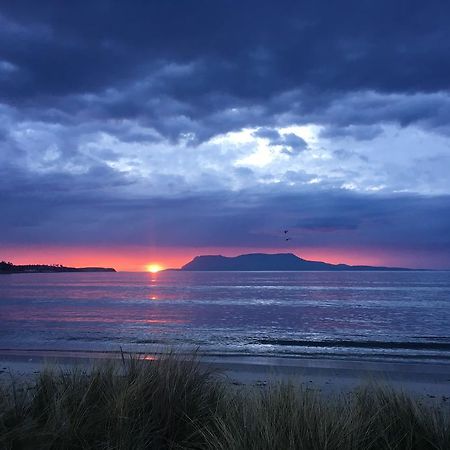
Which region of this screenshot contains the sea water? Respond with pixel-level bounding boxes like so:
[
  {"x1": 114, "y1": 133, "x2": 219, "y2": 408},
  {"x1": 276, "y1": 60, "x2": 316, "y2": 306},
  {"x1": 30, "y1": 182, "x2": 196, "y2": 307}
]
[{"x1": 1, "y1": 271, "x2": 450, "y2": 362}]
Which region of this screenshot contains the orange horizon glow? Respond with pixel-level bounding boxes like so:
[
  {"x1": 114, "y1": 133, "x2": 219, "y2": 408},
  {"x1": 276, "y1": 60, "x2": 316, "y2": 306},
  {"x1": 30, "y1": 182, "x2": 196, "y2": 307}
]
[
  {"x1": 0, "y1": 244, "x2": 443, "y2": 271},
  {"x1": 146, "y1": 263, "x2": 163, "y2": 273}
]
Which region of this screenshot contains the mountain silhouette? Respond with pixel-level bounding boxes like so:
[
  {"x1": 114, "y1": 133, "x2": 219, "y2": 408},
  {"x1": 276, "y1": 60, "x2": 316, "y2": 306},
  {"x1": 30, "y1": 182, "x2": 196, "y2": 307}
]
[{"x1": 180, "y1": 253, "x2": 410, "y2": 271}]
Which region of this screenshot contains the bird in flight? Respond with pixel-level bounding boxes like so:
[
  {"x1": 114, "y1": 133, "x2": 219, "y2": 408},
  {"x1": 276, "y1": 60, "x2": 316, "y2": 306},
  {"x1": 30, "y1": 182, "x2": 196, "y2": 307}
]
[{"x1": 283, "y1": 229, "x2": 292, "y2": 241}]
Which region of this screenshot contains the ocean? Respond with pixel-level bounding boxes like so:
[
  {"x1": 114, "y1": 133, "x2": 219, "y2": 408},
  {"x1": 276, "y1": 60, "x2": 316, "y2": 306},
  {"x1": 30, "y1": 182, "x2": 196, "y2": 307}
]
[{"x1": 1, "y1": 271, "x2": 450, "y2": 363}]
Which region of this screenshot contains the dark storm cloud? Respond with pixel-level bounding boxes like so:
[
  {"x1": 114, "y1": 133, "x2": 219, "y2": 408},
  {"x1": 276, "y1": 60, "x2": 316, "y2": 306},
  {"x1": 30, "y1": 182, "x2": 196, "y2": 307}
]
[
  {"x1": 1, "y1": 164, "x2": 449, "y2": 266},
  {"x1": 1, "y1": 1, "x2": 450, "y2": 141},
  {"x1": 253, "y1": 128, "x2": 308, "y2": 155},
  {"x1": 279, "y1": 134, "x2": 308, "y2": 155},
  {"x1": 320, "y1": 125, "x2": 384, "y2": 141},
  {"x1": 253, "y1": 128, "x2": 282, "y2": 141}
]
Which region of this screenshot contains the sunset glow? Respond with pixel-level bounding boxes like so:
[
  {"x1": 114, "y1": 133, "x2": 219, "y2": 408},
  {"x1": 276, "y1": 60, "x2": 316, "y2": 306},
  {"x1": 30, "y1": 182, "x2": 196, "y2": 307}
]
[
  {"x1": 146, "y1": 264, "x2": 163, "y2": 273},
  {"x1": 1, "y1": 244, "x2": 448, "y2": 271}
]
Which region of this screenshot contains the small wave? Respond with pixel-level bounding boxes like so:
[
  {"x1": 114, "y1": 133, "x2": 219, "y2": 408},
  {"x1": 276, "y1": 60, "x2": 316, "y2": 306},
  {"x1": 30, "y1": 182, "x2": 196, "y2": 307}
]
[{"x1": 255, "y1": 339, "x2": 450, "y2": 351}]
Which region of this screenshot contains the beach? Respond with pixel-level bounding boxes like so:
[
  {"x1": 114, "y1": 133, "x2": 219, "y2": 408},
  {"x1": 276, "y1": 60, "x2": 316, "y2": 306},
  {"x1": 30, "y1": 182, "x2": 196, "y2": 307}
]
[{"x1": 2, "y1": 349, "x2": 449, "y2": 407}]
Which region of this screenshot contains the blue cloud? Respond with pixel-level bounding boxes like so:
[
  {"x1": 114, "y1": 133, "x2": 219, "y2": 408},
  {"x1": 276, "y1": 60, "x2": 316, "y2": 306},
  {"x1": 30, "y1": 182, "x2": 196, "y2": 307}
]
[{"x1": 0, "y1": 1, "x2": 449, "y2": 267}]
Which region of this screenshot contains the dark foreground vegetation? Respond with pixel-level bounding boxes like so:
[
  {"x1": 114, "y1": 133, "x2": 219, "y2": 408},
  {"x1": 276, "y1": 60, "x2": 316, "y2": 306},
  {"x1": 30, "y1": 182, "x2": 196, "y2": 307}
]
[{"x1": 0, "y1": 354, "x2": 449, "y2": 450}]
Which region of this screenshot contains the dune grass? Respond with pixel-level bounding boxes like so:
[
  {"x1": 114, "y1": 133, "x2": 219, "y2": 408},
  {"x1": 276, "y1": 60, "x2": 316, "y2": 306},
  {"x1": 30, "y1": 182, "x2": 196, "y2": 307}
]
[{"x1": 0, "y1": 353, "x2": 449, "y2": 449}]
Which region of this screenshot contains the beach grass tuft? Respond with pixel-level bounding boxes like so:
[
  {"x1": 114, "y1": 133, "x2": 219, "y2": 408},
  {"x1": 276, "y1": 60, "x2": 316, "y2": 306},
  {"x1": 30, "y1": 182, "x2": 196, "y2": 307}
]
[{"x1": 0, "y1": 353, "x2": 449, "y2": 449}]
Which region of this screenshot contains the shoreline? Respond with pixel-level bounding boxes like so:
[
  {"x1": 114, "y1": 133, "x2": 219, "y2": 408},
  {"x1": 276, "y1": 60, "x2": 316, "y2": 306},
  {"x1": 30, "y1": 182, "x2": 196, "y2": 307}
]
[
  {"x1": 2, "y1": 349, "x2": 449, "y2": 406},
  {"x1": 1, "y1": 347, "x2": 449, "y2": 369},
  {"x1": 3, "y1": 351, "x2": 449, "y2": 449}
]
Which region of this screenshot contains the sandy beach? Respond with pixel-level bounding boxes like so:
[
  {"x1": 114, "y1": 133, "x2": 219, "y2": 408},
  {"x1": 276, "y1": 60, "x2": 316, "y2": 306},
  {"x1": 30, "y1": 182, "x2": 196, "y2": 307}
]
[{"x1": 2, "y1": 349, "x2": 449, "y2": 407}]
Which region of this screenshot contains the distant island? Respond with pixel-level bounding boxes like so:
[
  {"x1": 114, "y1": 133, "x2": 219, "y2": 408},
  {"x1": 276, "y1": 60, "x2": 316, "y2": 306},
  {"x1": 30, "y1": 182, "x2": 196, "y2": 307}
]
[
  {"x1": 0, "y1": 261, "x2": 116, "y2": 274},
  {"x1": 178, "y1": 253, "x2": 411, "y2": 271}
]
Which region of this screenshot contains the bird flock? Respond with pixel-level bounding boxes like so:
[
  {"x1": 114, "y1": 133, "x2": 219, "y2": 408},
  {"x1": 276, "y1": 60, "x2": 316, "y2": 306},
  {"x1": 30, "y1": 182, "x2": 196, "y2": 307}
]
[{"x1": 283, "y1": 230, "x2": 292, "y2": 241}]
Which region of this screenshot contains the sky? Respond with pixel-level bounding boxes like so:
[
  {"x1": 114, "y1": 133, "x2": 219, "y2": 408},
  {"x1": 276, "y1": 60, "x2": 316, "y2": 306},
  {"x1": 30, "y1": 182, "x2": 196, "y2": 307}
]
[{"x1": 1, "y1": 0, "x2": 450, "y2": 271}]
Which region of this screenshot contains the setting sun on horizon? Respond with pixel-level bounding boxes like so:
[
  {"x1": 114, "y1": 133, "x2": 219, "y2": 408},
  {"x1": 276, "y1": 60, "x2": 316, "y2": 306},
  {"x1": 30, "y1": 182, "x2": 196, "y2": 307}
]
[
  {"x1": 146, "y1": 263, "x2": 163, "y2": 273},
  {"x1": 1, "y1": 244, "x2": 447, "y2": 272}
]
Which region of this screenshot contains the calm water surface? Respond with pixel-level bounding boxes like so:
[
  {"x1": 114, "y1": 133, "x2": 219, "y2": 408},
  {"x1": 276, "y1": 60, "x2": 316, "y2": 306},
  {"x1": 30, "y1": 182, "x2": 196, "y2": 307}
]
[{"x1": 1, "y1": 271, "x2": 450, "y2": 362}]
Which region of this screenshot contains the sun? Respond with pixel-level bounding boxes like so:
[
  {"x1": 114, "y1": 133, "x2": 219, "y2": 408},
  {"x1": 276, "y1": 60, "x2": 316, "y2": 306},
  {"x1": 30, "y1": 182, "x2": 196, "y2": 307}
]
[{"x1": 146, "y1": 263, "x2": 163, "y2": 273}]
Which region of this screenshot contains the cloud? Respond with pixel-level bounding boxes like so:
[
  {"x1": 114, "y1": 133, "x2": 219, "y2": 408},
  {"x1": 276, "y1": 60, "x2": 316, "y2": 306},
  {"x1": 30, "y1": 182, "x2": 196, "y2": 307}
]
[
  {"x1": 320, "y1": 125, "x2": 383, "y2": 141},
  {"x1": 253, "y1": 128, "x2": 281, "y2": 141},
  {"x1": 279, "y1": 133, "x2": 308, "y2": 155},
  {"x1": 253, "y1": 128, "x2": 308, "y2": 155},
  {"x1": 1, "y1": 160, "x2": 449, "y2": 257},
  {"x1": 0, "y1": 1, "x2": 449, "y2": 267},
  {"x1": 0, "y1": 1, "x2": 450, "y2": 142}
]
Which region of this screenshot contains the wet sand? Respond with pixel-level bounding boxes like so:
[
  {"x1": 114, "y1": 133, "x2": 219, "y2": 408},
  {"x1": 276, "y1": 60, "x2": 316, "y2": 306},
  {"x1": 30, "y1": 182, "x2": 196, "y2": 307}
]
[{"x1": 1, "y1": 349, "x2": 449, "y2": 406}]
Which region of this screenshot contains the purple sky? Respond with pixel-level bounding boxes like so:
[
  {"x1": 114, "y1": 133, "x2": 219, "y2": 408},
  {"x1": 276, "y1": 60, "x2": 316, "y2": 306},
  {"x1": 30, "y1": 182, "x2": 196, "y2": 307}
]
[{"x1": 1, "y1": 1, "x2": 450, "y2": 269}]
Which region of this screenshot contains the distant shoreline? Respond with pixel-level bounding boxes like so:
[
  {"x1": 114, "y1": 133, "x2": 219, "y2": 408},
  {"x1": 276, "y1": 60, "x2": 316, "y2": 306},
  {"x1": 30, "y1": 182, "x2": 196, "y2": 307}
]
[
  {"x1": 178, "y1": 252, "x2": 419, "y2": 271},
  {"x1": 164, "y1": 268, "x2": 432, "y2": 272},
  {"x1": 0, "y1": 261, "x2": 116, "y2": 274}
]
